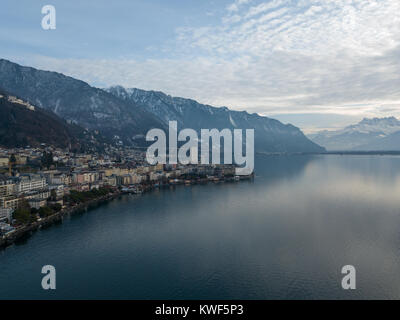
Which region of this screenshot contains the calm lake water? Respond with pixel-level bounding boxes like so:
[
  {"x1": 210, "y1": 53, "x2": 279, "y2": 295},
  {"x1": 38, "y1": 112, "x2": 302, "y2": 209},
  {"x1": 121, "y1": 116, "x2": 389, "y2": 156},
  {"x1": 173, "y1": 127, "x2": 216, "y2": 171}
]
[{"x1": 1, "y1": 154, "x2": 400, "y2": 299}]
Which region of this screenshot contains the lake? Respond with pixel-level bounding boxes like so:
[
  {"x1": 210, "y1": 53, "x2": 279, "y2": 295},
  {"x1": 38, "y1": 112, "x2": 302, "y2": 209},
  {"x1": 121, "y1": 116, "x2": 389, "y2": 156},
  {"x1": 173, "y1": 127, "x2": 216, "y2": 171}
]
[{"x1": 1, "y1": 154, "x2": 400, "y2": 299}]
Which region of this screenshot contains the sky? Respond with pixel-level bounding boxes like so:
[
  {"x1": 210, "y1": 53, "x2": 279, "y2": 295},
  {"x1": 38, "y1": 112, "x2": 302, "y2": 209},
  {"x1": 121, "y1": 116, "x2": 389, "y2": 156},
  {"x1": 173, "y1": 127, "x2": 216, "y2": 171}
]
[{"x1": 1, "y1": 0, "x2": 400, "y2": 133}]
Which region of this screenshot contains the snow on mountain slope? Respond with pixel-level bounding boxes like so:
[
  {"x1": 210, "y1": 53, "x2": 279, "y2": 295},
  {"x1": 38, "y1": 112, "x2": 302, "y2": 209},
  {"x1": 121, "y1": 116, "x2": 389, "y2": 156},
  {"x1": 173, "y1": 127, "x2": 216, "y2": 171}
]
[
  {"x1": 107, "y1": 86, "x2": 325, "y2": 153},
  {"x1": 309, "y1": 117, "x2": 400, "y2": 151}
]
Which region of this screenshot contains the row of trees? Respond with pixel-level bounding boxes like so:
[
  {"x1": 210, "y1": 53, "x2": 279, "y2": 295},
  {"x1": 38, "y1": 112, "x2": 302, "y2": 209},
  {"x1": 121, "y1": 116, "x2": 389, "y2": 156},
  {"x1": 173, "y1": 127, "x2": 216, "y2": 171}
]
[
  {"x1": 66, "y1": 187, "x2": 111, "y2": 205},
  {"x1": 12, "y1": 187, "x2": 112, "y2": 225},
  {"x1": 12, "y1": 199, "x2": 62, "y2": 225}
]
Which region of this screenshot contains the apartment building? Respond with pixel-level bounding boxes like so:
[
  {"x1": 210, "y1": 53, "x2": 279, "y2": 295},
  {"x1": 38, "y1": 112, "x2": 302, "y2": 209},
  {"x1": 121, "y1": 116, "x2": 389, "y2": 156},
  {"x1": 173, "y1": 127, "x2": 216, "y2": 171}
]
[
  {"x1": 1, "y1": 197, "x2": 21, "y2": 210},
  {"x1": 0, "y1": 157, "x2": 9, "y2": 168},
  {"x1": 15, "y1": 174, "x2": 47, "y2": 194},
  {"x1": 0, "y1": 178, "x2": 16, "y2": 197}
]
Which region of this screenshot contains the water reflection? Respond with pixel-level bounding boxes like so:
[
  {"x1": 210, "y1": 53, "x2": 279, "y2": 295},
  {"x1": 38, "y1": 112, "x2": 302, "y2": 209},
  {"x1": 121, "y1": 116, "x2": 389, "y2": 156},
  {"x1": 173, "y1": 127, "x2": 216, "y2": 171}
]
[{"x1": 1, "y1": 155, "x2": 400, "y2": 299}]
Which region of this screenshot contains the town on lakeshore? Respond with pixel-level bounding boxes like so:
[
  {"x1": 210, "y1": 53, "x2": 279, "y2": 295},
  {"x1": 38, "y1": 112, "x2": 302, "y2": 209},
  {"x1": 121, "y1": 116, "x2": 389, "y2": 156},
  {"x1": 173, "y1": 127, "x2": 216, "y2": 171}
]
[{"x1": 0, "y1": 145, "x2": 253, "y2": 246}]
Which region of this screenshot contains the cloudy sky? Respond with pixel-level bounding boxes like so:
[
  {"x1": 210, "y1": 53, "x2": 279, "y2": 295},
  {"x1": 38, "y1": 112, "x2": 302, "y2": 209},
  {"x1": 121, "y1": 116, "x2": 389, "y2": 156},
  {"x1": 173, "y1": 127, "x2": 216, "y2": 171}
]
[{"x1": 1, "y1": 0, "x2": 400, "y2": 132}]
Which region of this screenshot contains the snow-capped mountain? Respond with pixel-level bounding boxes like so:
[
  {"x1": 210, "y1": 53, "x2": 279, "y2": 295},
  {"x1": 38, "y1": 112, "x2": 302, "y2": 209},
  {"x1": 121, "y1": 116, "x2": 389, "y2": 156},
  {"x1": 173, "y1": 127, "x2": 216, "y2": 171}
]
[
  {"x1": 106, "y1": 86, "x2": 325, "y2": 153},
  {"x1": 309, "y1": 117, "x2": 400, "y2": 151},
  {"x1": 0, "y1": 59, "x2": 165, "y2": 146}
]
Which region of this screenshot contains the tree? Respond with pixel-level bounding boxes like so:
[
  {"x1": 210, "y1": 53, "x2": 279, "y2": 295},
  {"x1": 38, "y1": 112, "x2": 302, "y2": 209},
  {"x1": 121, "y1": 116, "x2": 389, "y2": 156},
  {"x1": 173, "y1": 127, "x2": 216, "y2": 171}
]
[
  {"x1": 50, "y1": 203, "x2": 62, "y2": 212},
  {"x1": 50, "y1": 189, "x2": 57, "y2": 201},
  {"x1": 41, "y1": 151, "x2": 54, "y2": 169},
  {"x1": 38, "y1": 206, "x2": 54, "y2": 218},
  {"x1": 13, "y1": 207, "x2": 31, "y2": 224},
  {"x1": 9, "y1": 154, "x2": 16, "y2": 165},
  {"x1": 8, "y1": 154, "x2": 17, "y2": 175},
  {"x1": 13, "y1": 199, "x2": 37, "y2": 224},
  {"x1": 19, "y1": 198, "x2": 31, "y2": 211}
]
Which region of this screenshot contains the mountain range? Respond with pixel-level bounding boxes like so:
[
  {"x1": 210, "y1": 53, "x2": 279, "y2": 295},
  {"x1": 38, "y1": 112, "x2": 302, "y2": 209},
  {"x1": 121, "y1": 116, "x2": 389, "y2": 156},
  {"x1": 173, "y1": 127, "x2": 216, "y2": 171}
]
[
  {"x1": 308, "y1": 117, "x2": 400, "y2": 151},
  {"x1": 0, "y1": 59, "x2": 165, "y2": 147},
  {"x1": 0, "y1": 58, "x2": 324, "y2": 153},
  {"x1": 106, "y1": 86, "x2": 324, "y2": 153}
]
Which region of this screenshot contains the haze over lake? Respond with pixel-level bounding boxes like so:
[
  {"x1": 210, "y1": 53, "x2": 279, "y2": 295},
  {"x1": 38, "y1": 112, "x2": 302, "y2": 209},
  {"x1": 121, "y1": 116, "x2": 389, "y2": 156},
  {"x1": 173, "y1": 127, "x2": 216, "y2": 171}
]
[{"x1": 1, "y1": 154, "x2": 400, "y2": 299}]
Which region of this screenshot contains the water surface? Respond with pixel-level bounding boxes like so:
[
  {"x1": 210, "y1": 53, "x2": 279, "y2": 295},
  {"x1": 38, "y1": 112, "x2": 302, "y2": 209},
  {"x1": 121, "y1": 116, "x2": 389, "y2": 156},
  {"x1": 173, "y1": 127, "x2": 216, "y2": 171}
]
[{"x1": 1, "y1": 154, "x2": 400, "y2": 299}]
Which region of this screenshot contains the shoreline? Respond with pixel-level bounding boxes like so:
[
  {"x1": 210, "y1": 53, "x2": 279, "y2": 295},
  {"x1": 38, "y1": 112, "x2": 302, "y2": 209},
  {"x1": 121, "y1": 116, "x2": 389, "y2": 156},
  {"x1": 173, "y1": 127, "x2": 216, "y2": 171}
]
[
  {"x1": 0, "y1": 191, "x2": 121, "y2": 249},
  {"x1": 0, "y1": 175, "x2": 253, "y2": 250}
]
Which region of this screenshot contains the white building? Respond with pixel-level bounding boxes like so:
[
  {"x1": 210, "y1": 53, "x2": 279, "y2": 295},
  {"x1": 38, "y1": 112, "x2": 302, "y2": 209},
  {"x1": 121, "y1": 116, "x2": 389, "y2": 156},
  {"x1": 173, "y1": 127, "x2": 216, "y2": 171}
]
[
  {"x1": 49, "y1": 184, "x2": 64, "y2": 198},
  {"x1": 28, "y1": 198, "x2": 47, "y2": 210},
  {"x1": 16, "y1": 174, "x2": 47, "y2": 194}
]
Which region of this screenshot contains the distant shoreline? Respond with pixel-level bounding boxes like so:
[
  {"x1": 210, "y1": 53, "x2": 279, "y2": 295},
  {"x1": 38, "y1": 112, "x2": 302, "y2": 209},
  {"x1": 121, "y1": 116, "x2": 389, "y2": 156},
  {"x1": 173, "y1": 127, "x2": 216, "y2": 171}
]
[
  {"x1": 320, "y1": 151, "x2": 400, "y2": 155},
  {"x1": 256, "y1": 151, "x2": 400, "y2": 156}
]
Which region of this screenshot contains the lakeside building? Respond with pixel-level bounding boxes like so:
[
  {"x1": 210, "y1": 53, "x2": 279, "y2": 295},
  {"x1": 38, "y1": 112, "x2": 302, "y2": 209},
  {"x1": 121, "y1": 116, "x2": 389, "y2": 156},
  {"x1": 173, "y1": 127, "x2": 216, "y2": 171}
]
[
  {"x1": 15, "y1": 174, "x2": 47, "y2": 194},
  {"x1": 0, "y1": 208, "x2": 13, "y2": 222},
  {"x1": 0, "y1": 146, "x2": 248, "y2": 231},
  {"x1": 28, "y1": 198, "x2": 47, "y2": 210},
  {"x1": 1, "y1": 196, "x2": 21, "y2": 211}
]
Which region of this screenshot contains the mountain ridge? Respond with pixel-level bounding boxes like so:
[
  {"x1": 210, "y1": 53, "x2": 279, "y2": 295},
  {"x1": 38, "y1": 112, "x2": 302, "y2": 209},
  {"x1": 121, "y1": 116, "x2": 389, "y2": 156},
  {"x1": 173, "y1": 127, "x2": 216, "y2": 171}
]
[
  {"x1": 0, "y1": 58, "x2": 166, "y2": 146},
  {"x1": 106, "y1": 85, "x2": 325, "y2": 153},
  {"x1": 0, "y1": 58, "x2": 324, "y2": 153},
  {"x1": 0, "y1": 89, "x2": 109, "y2": 151}
]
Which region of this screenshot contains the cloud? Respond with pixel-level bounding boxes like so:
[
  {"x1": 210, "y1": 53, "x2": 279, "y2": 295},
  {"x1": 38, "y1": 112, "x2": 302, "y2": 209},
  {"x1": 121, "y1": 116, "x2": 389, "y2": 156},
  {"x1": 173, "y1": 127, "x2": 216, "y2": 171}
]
[
  {"x1": 13, "y1": 0, "x2": 400, "y2": 130},
  {"x1": 244, "y1": 0, "x2": 288, "y2": 18},
  {"x1": 227, "y1": 0, "x2": 253, "y2": 12}
]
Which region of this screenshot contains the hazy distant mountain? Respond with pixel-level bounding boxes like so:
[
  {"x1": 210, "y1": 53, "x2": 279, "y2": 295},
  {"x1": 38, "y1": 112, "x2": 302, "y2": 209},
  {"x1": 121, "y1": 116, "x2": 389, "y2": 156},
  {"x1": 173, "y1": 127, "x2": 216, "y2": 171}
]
[
  {"x1": 309, "y1": 117, "x2": 400, "y2": 151},
  {"x1": 0, "y1": 59, "x2": 165, "y2": 146},
  {"x1": 354, "y1": 131, "x2": 400, "y2": 151},
  {"x1": 0, "y1": 89, "x2": 108, "y2": 151},
  {"x1": 106, "y1": 86, "x2": 325, "y2": 153}
]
